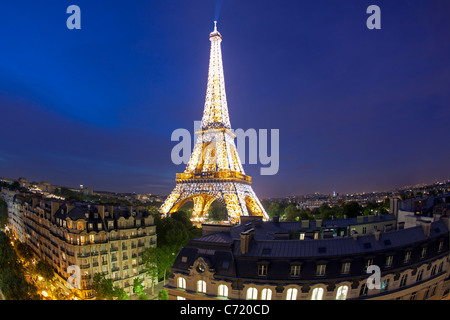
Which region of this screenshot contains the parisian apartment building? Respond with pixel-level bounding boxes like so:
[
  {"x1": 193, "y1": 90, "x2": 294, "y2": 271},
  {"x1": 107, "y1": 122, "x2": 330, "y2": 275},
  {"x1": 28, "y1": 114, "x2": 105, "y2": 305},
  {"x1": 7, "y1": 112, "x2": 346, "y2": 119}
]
[
  {"x1": 1, "y1": 188, "x2": 157, "y2": 300},
  {"x1": 167, "y1": 197, "x2": 450, "y2": 300}
]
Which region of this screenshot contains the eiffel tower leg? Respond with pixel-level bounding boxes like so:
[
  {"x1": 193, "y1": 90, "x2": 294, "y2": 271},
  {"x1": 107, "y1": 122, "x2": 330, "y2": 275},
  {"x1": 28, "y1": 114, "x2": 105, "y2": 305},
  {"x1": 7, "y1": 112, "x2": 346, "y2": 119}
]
[{"x1": 191, "y1": 195, "x2": 215, "y2": 225}]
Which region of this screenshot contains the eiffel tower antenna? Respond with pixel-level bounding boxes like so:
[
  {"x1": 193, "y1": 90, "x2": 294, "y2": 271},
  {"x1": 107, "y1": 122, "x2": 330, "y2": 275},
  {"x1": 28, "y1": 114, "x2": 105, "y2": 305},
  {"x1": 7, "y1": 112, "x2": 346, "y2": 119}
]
[{"x1": 160, "y1": 22, "x2": 269, "y2": 225}]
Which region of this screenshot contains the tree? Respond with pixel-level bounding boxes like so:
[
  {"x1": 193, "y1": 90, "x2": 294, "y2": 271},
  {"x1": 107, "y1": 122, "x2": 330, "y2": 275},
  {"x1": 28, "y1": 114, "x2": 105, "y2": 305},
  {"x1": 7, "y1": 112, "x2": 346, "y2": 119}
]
[
  {"x1": 0, "y1": 198, "x2": 8, "y2": 227},
  {"x1": 158, "y1": 289, "x2": 169, "y2": 300},
  {"x1": 133, "y1": 277, "x2": 149, "y2": 300},
  {"x1": 268, "y1": 202, "x2": 284, "y2": 219},
  {"x1": 341, "y1": 201, "x2": 362, "y2": 218},
  {"x1": 208, "y1": 201, "x2": 227, "y2": 222},
  {"x1": 143, "y1": 246, "x2": 176, "y2": 284},
  {"x1": 284, "y1": 204, "x2": 301, "y2": 221},
  {"x1": 92, "y1": 273, "x2": 119, "y2": 300},
  {"x1": 15, "y1": 242, "x2": 34, "y2": 262},
  {"x1": 34, "y1": 260, "x2": 55, "y2": 281}
]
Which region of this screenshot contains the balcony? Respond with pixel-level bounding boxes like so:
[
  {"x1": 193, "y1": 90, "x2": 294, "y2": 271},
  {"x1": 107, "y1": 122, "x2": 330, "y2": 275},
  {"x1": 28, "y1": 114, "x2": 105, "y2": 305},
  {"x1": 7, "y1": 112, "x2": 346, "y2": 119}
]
[{"x1": 176, "y1": 171, "x2": 252, "y2": 184}]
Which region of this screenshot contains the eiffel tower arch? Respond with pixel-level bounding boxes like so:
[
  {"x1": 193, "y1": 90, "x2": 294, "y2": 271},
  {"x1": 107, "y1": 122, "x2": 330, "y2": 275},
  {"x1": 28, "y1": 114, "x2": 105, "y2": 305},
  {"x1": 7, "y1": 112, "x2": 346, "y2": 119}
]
[{"x1": 160, "y1": 22, "x2": 269, "y2": 225}]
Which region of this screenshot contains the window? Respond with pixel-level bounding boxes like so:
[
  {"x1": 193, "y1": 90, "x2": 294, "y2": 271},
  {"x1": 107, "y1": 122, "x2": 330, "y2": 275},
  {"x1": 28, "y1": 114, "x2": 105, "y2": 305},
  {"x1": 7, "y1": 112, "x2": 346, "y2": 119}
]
[
  {"x1": 290, "y1": 265, "x2": 301, "y2": 277},
  {"x1": 177, "y1": 277, "x2": 186, "y2": 289},
  {"x1": 299, "y1": 233, "x2": 305, "y2": 240},
  {"x1": 362, "y1": 227, "x2": 367, "y2": 234},
  {"x1": 197, "y1": 280, "x2": 206, "y2": 293},
  {"x1": 410, "y1": 292, "x2": 417, "y2": 300},
  {"x1": 261, "y1": 288, "x2": 272, "y2": 300},
  {"x1": 218, "y1": 284, "x2": 228, "y2": 298},
  {"x1": 311, "y1": 287, "x2": 324, "y2": 300},
  {"x1": 246, "y1": 287, "x2": 258, "y2": 300},
  {"x1": 365, "y1": 258, "x2": 374, "y2": 271},
  {"x1": 381, "y1": 279, "x2": 390, "y2": 292},
  {"x1": 385, "y1": 255, "x2": 393, "y2": 268},
  {"x1": 341, "y1": 262, "x2": 351, "y2": 274},
  {"x1": 336, "y1": 285, "x2": 348, "y2": 300},
  {"x1": 404, "y1": 250, "x2": 411, "y2": 263},
  {"x1": 77, "y1": 222, "x2": 84, "y2": 231},
  {"x1": 430, "y1": 285, "x2": 437, "y2": 296},
  {"x1": 431, "y1": 265, "x2": 437, "y2": 276},
  {"x1": 258, "y1": 264, "x2": 268, "y2": 276},
  {"x1": 360, "y1": 283, "x2": 368, "y2": 296},
  {"x1": 89, "y1": 234, "x2": 95, "y2": 244},
  {"x1": 316, "y1": 264, "x2": 326, "y2": 276},
  {"x1": 400, "y1": 274, "x2": 408, "y2": 287},
  {"x1": 177, "y1": 296, "x2": 186, "y2": 300},
  {"x1": 286, "y1": 288, "x2": 297, "y2": 300},
  {"x1": 438, "y1": 262, "x2": 444, "y2": 273},
  {"x1": 416, "y1": 269, "x2": 424, "y2": 282},
  {"x1": 420, "y1": 247, "x2": 427, "y2": 259},
  {"x1": 438, "y1": 240, "x2": 444, "y2": 252}
]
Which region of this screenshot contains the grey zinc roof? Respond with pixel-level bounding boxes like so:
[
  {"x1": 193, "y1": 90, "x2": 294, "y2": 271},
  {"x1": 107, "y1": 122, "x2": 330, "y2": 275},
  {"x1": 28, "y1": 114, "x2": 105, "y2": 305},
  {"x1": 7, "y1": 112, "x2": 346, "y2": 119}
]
[{"x1": 232, "y1": 220, "x2": 448, "y2": 259}]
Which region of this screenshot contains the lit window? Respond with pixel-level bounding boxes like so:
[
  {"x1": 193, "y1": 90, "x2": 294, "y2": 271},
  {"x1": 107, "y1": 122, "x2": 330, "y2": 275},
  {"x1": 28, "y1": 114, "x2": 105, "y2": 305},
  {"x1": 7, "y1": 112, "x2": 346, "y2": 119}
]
[
  {"x1": 246, "y1": 287, "x2": 258, "y2": 300},
  {"x1": 261, "y1": 288, "x2": 272, "y2": 300},
  {"x1": 311, "y1": 287, "x2": 324, "y2": 300},
  {"x1": 197, "y1": 280, "x2": 206, "y2": 293},
  {"x1": 286, "y1": 288, "x2": 297, "y2": 300},
  {"x1": 177, "y1": 296, "x2": 186, "y2": 300},
  {"x1": 177, "y1": 277, "x2": 186, "y2": 289},
  {"x1": 336, "y1": 285, "x2": 348, "y2": 300},
  {"x1": 218, "y1": 284, "x2": 228, "y2": 298}
]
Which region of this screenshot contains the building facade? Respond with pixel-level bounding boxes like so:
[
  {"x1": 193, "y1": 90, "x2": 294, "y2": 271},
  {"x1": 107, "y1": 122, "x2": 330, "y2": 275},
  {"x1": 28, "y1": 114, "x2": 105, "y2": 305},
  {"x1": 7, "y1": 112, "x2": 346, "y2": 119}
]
[
  {"x1": 1, "y1": 189, "x2": 157, "y2": 299},
  {"x1": 166, "y1": 215, "x2": 450, "y2": 300}
]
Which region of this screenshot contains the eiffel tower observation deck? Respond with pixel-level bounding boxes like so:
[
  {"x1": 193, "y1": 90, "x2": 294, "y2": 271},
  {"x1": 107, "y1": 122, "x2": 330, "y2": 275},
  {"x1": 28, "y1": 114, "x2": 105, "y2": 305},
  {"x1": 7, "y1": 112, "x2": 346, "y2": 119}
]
[{"x1": 160, "y1": 21, "x2": 269, "y2": 225}]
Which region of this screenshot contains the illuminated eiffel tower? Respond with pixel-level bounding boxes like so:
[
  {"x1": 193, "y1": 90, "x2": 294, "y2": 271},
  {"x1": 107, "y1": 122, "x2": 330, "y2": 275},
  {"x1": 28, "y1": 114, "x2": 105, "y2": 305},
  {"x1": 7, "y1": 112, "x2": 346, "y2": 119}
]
[{"x1": 160, "y1": 22, "x2": 269, "y2": 225}]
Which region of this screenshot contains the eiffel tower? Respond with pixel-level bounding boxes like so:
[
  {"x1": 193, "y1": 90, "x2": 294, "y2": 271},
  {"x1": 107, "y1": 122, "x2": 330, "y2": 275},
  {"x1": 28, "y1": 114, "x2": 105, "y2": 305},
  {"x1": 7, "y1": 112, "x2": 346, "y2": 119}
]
[{"x1": 160, "y1": 21, "x2": 269, "y2": 225}]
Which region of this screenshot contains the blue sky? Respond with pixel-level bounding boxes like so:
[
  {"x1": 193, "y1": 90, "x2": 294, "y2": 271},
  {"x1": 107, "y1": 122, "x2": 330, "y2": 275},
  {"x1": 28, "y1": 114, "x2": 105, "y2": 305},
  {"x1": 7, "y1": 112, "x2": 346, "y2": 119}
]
[{"x1": 0, "y1": 0, "x2": 449, "y2": 198}]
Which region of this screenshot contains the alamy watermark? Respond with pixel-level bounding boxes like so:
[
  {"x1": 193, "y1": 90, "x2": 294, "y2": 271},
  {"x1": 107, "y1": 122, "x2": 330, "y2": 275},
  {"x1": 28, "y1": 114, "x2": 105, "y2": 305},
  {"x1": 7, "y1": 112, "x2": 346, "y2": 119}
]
[{"x1": 171, "y1": 121, "x2": 279, "y2": 176}]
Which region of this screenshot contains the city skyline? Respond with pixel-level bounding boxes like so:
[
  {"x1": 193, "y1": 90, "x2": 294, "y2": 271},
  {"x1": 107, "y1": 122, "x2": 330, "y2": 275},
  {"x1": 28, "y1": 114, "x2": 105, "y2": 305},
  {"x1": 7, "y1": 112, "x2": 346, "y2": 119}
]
[{"x1": 1, "y1": 0, "x2": 450, "y2": 198}]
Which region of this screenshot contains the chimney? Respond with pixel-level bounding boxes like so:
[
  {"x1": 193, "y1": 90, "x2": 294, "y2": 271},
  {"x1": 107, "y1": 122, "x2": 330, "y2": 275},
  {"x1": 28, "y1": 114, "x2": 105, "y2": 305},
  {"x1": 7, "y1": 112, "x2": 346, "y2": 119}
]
[
  {"x1": 416, "y1": 220, "x2": 431, "y2": 237},
  {"x1": 390, "y1": 197, "x2": 399, "y2": 217},
  {"x1": 315, "y1": 219, "x2": 323, "y2": 228},
  {"x1": 301, "y1": 220, "x2": 309, "y2": 228},
  {"x1": 372, "y1": 227, "x2": 381, "y2": 241},
  {"x1": 107, "y1": 205, "x2": 114, "y2": 217},
  {"x1": 66, "y1": 202, "x2": 74, "y2": 213},
  {"x1": 97, "y1": 205, "x2": 105, "y2": 220},
  {"x1": 240, "y1": 228, "x2": 255, "y2": 254},
  {"x1": 32, "y1": 197, "x2": 39, "y2": 208},
  {"x1": 50, "y1": 201, "x2": 61, "y2": 221},
  {"x1": 368, "y1": 215, "x2": 374, "y2": 222}
]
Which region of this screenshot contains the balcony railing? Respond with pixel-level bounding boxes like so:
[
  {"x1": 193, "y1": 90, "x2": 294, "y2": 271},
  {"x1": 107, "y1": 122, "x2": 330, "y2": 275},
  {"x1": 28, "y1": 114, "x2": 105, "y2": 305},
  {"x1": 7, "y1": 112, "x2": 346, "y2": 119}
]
[{"x1": 176, "y1": 171, "x2": 251, "y2": 183}]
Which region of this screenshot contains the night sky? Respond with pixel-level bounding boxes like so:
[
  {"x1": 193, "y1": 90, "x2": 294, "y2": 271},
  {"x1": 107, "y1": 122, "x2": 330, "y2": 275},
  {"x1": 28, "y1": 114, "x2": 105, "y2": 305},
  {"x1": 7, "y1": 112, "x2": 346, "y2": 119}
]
[{"x1": 0, "y1": 0, "x2": 449, "y2": 198}]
